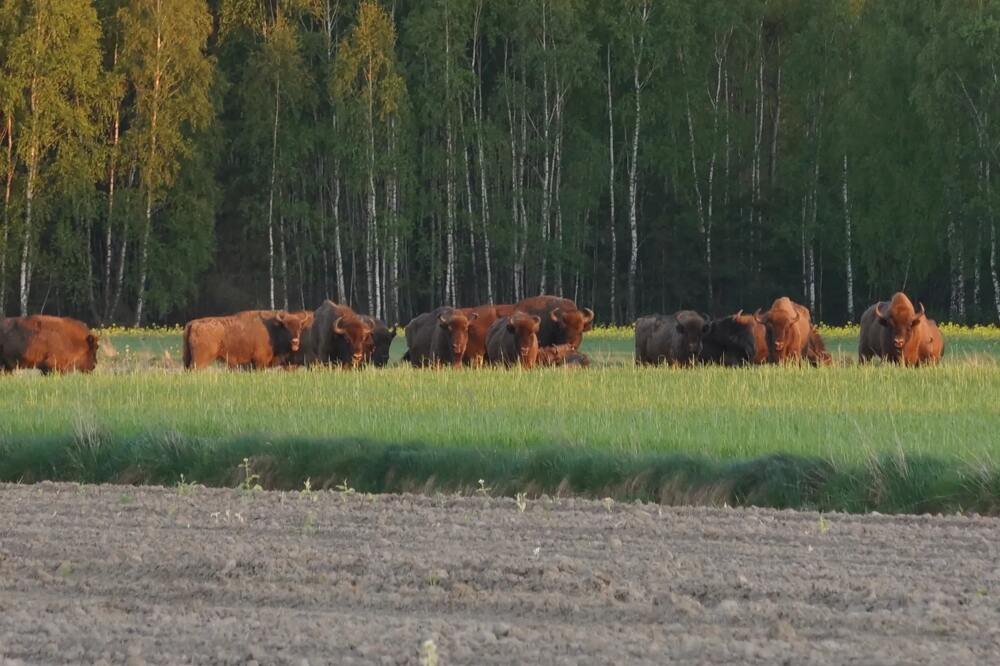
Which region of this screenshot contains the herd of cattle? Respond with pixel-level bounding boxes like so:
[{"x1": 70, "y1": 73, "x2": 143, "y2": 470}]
[{"x1": 0, "y1": 291, "x2": 944, "y2": 374}]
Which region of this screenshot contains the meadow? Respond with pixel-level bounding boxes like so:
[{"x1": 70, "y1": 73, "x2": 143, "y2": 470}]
[{"x1": 2, "y1": 324, "x2": 1000, "y2": 514}]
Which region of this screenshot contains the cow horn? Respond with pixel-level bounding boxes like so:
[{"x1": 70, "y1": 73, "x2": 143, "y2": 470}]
[
  {"x1": 735, "y1": 309, "x2": 743, "y2": 318},
  {"x1": 332, "y1": 317, "x2": 345, "y2": 335},
  {"x1": 581, "y1": 307, "x2": 595, "y2": 324},
  {"x1": 439, "y1": 314, "x2": 450, "y2": 326},
  {"x1": 753, "y1": 308, "x2": 766, "y2": 324},
  {"x1": 915, "y1": 301, "x2": 926, "y2": 320},
  {"x1": 792, "y1": 309, "x2": 801, "y2": 323},
  {"x1": 469, "y1": 312, "x2": 480, "y2": 321},
  {"x1": 874, "y1": 302, "x2": 888, "y2": 322},
  {"x1": 550, "y1": 307, "x2": 562, "y2": 322}
]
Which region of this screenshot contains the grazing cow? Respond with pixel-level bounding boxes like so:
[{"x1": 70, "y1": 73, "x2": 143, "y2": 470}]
[
  {"x1": 536, "y1": 344, "x2": 590, "y2": 368},
  {"x1": 699, "y1": 312, "x2": 760, "y2": 366},
  {"x1": 634, "y1": 311, "x2": 710, "y2": 366},
  {"x1": 362, "y1": 316, "x2": 396, "y2": 367},
  {"x1": 858, "y1": 292, "x2": 945, "y2": 366},
  {"x1": 404, "y1": 306, "x2": 477, "y2": 368},
  {"x1": 459, "y1": 305, "x2": 506, "y2": 366},
  {"x1": 183, "y1": 310, "x2": 311, "y2": 369},
  {"x1": 513, "y1": 295, "x2": 594, "y2": 349},
  {"x1": 753, "y1": 297, "x2": 828, "y2": 365},
  {"x1": 0, "y1": 315, "x2": 98, "y2": 374},
  {"x1": 486, "y1": 312, "x2": 541, "y2": 368},
  {"x1": 303, "y1": 300, "x2": 375, "y2": 368}
]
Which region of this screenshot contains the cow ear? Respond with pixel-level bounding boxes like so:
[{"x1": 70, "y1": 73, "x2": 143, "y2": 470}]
[
  {"x1": 531, "y1": 315, "x2": 541, "y2": 325},
  {"x1": 276, "y1": 311, "x2": 286, "y2": 323},
  {"x1": 470, "y1": 312, "x2": 480, "y2": 321}
]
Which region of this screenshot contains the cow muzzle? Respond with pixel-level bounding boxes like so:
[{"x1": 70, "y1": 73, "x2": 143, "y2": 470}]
[
  {"x1": 893, "y1": 337, "x2": 905, "y2": 349},
  {"x1": 352, "y1": 353, "x2": 364, "y2": 366},
  {"x1": 291, "y1": 339, "x2": 301, "y2": 352},
  {"x1": 773, "y1": 341, "x2": 785, "y2": 351}
]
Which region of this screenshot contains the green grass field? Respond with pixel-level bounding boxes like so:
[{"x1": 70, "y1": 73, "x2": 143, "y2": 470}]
[{"x1": 2, "y1": 325, "x2": 999, "y2": 514}]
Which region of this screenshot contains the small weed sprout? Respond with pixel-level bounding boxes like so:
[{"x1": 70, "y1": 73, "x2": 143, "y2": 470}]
[
  {"x1": 176, "y1": 474, "x2": 197, "y2": 496},
  {"x1": 515, "y1": 492, "x2": 528, "y2": 513},
  {"x1": 419, "y1": 639, "x2": 439, "y2": 666},
  {"x1": 302, "y1": 477, "x2": 316, "y2": 500},
  {"x1": 238, "y1": 457, "x2": 263, "y2": 493},
  {"x1": 476, "y1": 478, "x2": 492, "y2": 496},
  {"x1": 602, "y1": 497, "x2": 615, "y2": 513},
  {"x1": 817, "y1": 514, "x2": 830, "y2": 534},
  {"x1": 335, "y1": 478, "x2": 355, "y2": 495}
]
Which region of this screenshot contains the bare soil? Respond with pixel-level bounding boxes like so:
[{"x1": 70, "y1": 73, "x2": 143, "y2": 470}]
[{"x1": 2, "y1": 483, "x2": 1000, "y2": 665}]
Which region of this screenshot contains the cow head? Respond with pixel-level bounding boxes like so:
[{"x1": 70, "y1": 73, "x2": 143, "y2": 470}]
[
  {"x1": 755, "y1": 298, "x2": 802, "y2": 360},
  {"x1": 439, "y1": 310, "x2": 477, "y2": 367},
  {"x1": 508, "y1": 313, "x2": 541, "y2": 368},
  {"x1": 363, "y1": 317, "x2": 396, "y2": 367},
  {"x1": 81, "y1": 334, "x2": 100, "y2": 372},
  {"x1": 550, "y1": 306, "x2": 595, "y2": 349},
  {"x1": 275, "y1": 311, "x2": 314, "y2": 354},
  {"x1": 875, "y1": 292, "x2": 925, "y2": 355},
  {"x1": 675, "y1": 312, "x2": 711, "y2": 360},
  {"x1": 332, "y1": 315, "x2": 375, "y2": 367}
]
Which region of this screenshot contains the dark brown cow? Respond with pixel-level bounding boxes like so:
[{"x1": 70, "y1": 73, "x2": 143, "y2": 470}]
[
  {"x1": 634, "y1": 311, "x2": 711, "y2": 366},
  {"x1": 513, "y1": 295, "x2": 594, "y2": 349},
  {"x1": 753, "y1": 297, "x2": 827, "y2": 365},
  {"x1": 303, "y1": 300, "x2": 374, "y2": 368},
  {"x1": 733, "y1": 311, "x2": 769, "y2": 364},
  {"x1": 858, "y1": 292, "x2": 945, "y2": 366},
  {"x1": 183, "y1": 310, "x2": 312, "y2": 369},
  {"x1": 536, "y1": 344, "x2": 590, "y2": 368},
  {"x1": 361, "y1": 316, "x2": 396, "y2": 367},
  {"x1": 0, "y1": 315, "x2": 98, "y2": 374},
  {"x1": 403, "y1": 306, "x2": 477, "y2": 368},
  {"x1": 486, "y1": 312, "x2": 541, "y2": 368}
]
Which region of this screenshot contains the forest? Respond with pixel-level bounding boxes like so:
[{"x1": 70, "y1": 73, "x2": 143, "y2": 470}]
[{"x1": 1, "y1": 0, "x2": 999, "y2": 326}]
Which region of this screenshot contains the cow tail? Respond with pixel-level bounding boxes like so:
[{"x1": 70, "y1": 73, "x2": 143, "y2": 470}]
[{"x1": 182, "y1": 323, "x2": 193, "y2": 369}]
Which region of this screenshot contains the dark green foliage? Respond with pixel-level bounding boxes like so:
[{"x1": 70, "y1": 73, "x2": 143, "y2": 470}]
[{"x1": 2, "y1": 431, "x2": 999, "y2": 516}]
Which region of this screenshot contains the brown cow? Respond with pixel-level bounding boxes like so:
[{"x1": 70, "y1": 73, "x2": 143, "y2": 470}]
[
  {"x1": 303, "y1": 300, "x2": 374, "y2": 368},
  {"x1": 237, "y1": 309, "x2": 314, "y2": 366},
  {"x1": 0, "y1": 315, "x2": 98, "y2": 374},
  {"x1": 486, "y1": 312, "x2": 541, "y2": 368},
  {"x1": 183, "y1": 310, "x2": 312, "y2": 369},
  {"x1": 858, "y1": 292, "x2": 945, "y2": 366},
  {"x1": 733, "y1": 311, "x2": 769, "y2": 364},
  {"x1": 513, "y1": 295, "x2": 594, "y2": 349},
  {"x1": 458, "y1": 305, "x2": 510, "y2": 366},
  {"x1": 753, "y1": 297, "x2": 828, "y2": 365},
  {"x1": 536, "y1": 344, "x2": 590, "y2": 368},
  {"x1": 403, "y1": 306, "x2": 477, "y2": 368}
]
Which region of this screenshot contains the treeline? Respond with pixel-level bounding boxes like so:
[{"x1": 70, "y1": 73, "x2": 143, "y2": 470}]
[{"x1": 1, "y1": 0, "x2": 999, "y2": 326}]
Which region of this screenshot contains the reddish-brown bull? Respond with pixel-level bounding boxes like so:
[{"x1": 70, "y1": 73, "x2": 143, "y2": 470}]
[
  {"x1": 513, "y1": 296, "x2": 594, "y2": 349},
  {"x1": 0, "y1": 315, "x2": 98, "y2": 374},
  {"x1": 486, "y1": 312, "x2": 541, "y2": 368},
  {"x1": 733, "y1": 310, "x2": 769, "y2": 364},
  {"x1": 458, "y1": 305, "x2": 512, "y2": 366},
  {"x1": 183, "y1": 310, "x2": 313, "y2": 369},
  {"x1": 754, "y1": 297, "x2": 828, "y2": 365},
  {"x1": 858, "y1": 292, "x2": 944, "y2": 366},
  {"x1": 303, "y1": 300, "x2": 375, "y2": 368}
]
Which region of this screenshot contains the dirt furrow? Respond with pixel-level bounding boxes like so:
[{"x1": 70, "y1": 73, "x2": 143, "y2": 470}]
[{"x1": 2, "y1": 483, "x2": 1000, "y2": 665}]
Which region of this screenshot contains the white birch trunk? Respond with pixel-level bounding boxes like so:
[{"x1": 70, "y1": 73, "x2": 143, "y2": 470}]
[
  {"x1": 267, "y1": 78, "x2": 280, "y2": 310},
  {"x1": 606, "y1": 45, "x2": 617, "y2": 322},
  {"x1": 627, "y1": 1, "x2": 650, "y2": 321},
  {"x1": 472, "y1": 0, "x2": 494, "y2": 303},
  {"x1": 843, "y1": 153, "x2": 854, "y2": 320},
  {"x1": 0, "y1": 114, "x2": 13, "y2": 315}
]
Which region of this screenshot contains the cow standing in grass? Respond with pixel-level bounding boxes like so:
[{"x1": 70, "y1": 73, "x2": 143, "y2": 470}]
[
  {"x1": 0, "y1": 316, "x2": 99, "y2": 374},
  {"x1": 699, "y1": 312, "x2": 761, "y2": 366},
  {"x1": 183, "y1": 310, "x2": 313, "y2": 369},
  {"x1": 362, "y1": 316, "x2": 396, "y2": 367},
  {"x1": 859, "y1": 292, "x2": 944, "y2": 366},
  {"x1": 754, "y1": 298, "x2": 831, "y2": 366},
  {"x1": 303, "y1": 300, "x2": 375, "y2": 368},
  {"x1": 404, "y1": 307, "x2": 478, "y2": 368},
  {"x1": 458, "y1": 305, "x2": 514, "y2": 366},
  {"x1": 634, "y1": 311, "x2": 710, "y2": 366},
  {"x1": 513, "y1": 296, "x2": 594, "y2": 349},
  {"x1": 486, "y1": 312, "x2": 541, "y2": 368}
]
